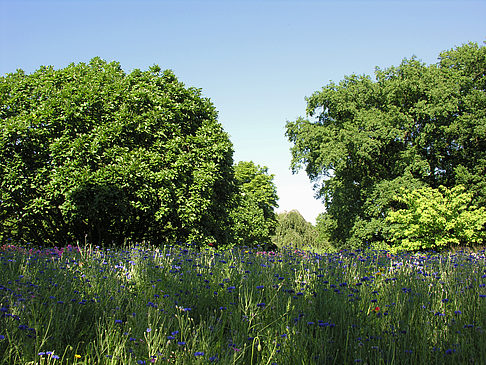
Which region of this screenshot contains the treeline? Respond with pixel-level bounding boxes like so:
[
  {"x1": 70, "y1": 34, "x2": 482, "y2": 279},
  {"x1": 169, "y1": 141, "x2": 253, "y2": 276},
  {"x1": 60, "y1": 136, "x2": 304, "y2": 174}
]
[
  {"x1": 2, "y1": 42, "x2": 485, "y2": 252},
  {"x1": 287, "y1": 42, "x2": 486, "y2": 252},
  {"x1": 0, "y1": 59, "x2": 278, "y2": 248}
]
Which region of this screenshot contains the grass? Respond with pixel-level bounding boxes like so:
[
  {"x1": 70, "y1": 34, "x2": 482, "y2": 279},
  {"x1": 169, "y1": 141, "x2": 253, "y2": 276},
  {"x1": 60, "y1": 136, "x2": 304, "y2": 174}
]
[{"x1": 0, "y1": 242, "x2": 485, "y2": 364}]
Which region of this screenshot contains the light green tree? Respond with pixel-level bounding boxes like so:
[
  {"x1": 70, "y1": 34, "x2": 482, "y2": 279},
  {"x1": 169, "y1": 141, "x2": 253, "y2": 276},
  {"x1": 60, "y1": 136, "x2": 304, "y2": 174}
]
[
  {"x1": 272, "y1": 210, "x2": 320, "y2": 249},
  {"x1": 385, "y1": 185, "x2": 486, "y2": 252}
]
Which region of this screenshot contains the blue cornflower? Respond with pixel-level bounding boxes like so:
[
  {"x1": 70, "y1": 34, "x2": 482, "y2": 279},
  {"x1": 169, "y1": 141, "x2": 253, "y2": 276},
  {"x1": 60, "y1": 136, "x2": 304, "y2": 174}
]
[
  {"x1": 115, "y1": 319, "x2": 122, "y2": 324},
  {"x1": 137, "y1": 360, "x2": 146, "y2": 364},
  {"x1": 256, "y1": 285, "x2": 264, "y2": 289},
  {"x1": 194, "y1": 352, "x2": 204, "y2": 356},
  {"x1": 177, "y1": 341, "x2": 186, "y2": 346},
  {"x1": 209, "y1": 356, "x2": 218, "y2": 362},
  {"x1": 171, "y1": 331, "x2": 179, "y2": 335},
  {"x1": 454, "y1": 310, "x2": 462, "y2": 315},
  {"x1": 257, "y1": 303, "x2": 266, "y2": 307},
  {"x1": 167, "y1": 336, "x2": 175, "y2": 340},
  {"x1": 146, "y1": 328, "x2": 151, "y2": 332},
  {"x1": 0, "y1": 335, "x2": 4, "y2": 340}
]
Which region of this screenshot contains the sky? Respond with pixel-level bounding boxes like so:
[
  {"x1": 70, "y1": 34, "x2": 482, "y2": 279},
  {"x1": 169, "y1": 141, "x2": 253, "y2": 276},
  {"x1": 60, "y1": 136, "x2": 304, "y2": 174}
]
[{"x1": 1, "y1": 0, "x2": 485, "y2": 224}]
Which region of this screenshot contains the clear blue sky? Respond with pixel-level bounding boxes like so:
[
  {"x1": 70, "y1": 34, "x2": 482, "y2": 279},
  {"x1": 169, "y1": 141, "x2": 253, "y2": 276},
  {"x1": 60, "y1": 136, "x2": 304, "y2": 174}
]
[{"x1": 1, "y1": 0, "x2": 484, "y2": 224}]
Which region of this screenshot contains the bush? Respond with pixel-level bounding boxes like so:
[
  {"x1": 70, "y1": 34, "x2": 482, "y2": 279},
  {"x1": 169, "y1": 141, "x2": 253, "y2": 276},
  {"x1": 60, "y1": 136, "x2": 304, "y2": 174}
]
[{"x1": 385, "y1": 185, "x2": 486, "y2": 252}]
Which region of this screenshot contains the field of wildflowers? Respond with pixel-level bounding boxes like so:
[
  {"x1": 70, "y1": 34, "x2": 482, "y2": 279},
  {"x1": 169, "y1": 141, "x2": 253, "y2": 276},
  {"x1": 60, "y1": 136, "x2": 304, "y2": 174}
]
[{"x1": 0, "y1": 242, "x2": 485, "y2": 364}]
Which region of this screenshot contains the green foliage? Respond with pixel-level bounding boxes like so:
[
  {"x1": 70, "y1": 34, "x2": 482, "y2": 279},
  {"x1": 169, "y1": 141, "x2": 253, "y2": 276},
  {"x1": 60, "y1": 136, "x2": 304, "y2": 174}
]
[
  {"x1": 272, "y1": 210, "x2": 319, "y2": 249},
  {"x1": 230, "y1": 161, "x2": 279, "y2": 247},
  {"x1": 385, "y1": 185, "x2": 486, "y2": 252},
  {"x1": 286, "y1": 42, "x2": 486, "y2": 250},
  {"x1": 0, "y1": 58, "x2": 235, "y2": 247}
]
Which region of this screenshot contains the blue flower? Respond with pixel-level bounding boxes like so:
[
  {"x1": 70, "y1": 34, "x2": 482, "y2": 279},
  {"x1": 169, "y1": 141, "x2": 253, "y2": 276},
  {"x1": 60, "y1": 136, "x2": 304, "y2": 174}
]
[
  {"x1": 194, "y1": 352, "x2": 204, "y2": 356},
  {"x1": 257, "y1": 303, "x2": 266, "y2": 307}
]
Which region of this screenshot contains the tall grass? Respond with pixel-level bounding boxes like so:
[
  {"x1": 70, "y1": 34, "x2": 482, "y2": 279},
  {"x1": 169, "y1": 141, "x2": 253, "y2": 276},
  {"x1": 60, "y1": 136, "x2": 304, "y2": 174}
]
[{"x1": 0, "y1": 242, "x2": 485, "y2": 364}]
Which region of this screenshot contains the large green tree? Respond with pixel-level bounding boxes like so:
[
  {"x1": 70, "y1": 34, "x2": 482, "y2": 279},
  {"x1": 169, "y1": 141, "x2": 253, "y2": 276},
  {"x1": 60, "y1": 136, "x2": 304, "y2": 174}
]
[
  {"x1": 286, "y1": 42, "x2": 486, "y2": 249},
  {"x1": 0, "y1": 58, "x2": 235, "y2": 247},
  {"x1": 229, "y1": 161, "x2": 279, "y2": 247}
]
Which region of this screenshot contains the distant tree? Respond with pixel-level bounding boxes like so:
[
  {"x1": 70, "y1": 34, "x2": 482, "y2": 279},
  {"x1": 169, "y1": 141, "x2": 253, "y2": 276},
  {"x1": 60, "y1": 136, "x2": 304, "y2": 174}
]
[
  {"x1": 0, "y1": 58, "x2": 235, "y2": 247},
  {"x1": 230, "y1": 161, "x2": 278, "y2": 247},
  {"x1": 286, "y1": 42, "x2": 486, "y2": 249},
  {"x1": 272, "y1": 210, "x2": 319, "y2": 249}
]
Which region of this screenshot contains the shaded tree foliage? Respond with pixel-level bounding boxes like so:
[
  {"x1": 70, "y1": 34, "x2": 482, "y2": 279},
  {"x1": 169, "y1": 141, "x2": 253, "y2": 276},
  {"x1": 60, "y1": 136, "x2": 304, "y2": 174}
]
[
  {"x1": 0, "y1": 58, "x2": 235, "y2": 247},
  {"x1": 230, "y1": 161, "x2": 278, "y2": 247},
  {"x1": 286, "y1": 42, "x2": 486, "y2": 249},
  {"x1": 272, "y1": 210, "x2": 318, "y2": 249}
]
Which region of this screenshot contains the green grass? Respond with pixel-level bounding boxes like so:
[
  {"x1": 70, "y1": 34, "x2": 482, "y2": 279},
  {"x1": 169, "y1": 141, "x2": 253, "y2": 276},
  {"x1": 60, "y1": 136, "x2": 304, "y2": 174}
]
[{"x1": 0, "y1": 243, "x2": 485, "y2": 364}]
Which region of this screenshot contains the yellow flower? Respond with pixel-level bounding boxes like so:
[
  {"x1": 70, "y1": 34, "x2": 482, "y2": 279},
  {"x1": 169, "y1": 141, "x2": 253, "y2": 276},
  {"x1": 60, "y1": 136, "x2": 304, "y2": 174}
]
[{"x1": 75, "y1": 354, "x2": 81, "y2": 359}]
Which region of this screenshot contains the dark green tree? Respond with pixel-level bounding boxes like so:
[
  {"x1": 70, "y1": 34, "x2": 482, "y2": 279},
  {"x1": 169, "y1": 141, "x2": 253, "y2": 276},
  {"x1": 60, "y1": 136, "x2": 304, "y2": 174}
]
[
  {"x1": 272, "y1": 210, "x2": 320, "y2": 249},
  {"x1": 0, "y1": 58, "x2": 235, "y2": 247},
  {"x1": 286, "y1": 42, "x2": 486, "y2": 249},
  {"x1": 230, "y1": 161, "x2": 279, "y2": 247}
]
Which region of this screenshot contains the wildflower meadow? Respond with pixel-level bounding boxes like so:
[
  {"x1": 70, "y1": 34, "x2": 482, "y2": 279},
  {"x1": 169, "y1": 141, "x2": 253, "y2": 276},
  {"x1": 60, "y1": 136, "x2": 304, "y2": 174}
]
[{"x1": 0, "y1": 242, "x2": 485, "y2": 364}]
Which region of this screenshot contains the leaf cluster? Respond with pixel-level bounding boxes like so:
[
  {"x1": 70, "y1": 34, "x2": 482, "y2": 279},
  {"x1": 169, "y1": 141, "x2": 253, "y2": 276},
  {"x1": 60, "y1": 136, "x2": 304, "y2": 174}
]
[{"x1": 385, "y1": 185, "x2": 486, "y2": 252}]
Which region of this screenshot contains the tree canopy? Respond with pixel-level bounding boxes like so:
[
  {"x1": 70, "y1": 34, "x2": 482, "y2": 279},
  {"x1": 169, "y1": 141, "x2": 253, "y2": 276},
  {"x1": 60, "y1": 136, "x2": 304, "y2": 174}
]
[
  {"x1": 230, "y1": 161, "x2": 279, "y2": 247},
  {"x1": 0, "y1": 58, "x2": 235, "y2": 247},
  {"x1": 272, "y1": 210, "x2": 318, "y2": 249},
  {"x1": 286, "y1": 42, "x2": 486, "y2": 249}
]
